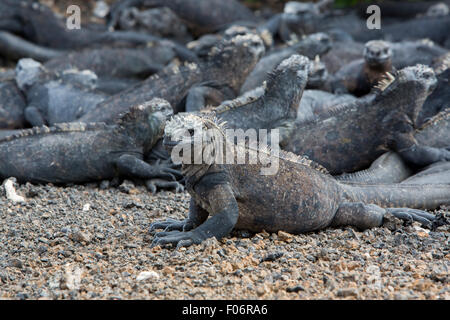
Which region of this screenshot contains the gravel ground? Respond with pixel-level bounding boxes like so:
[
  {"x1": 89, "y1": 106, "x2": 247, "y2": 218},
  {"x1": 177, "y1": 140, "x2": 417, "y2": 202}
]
[{"x1": 0, "y1": 180, "x2": 448, "y2": 300}]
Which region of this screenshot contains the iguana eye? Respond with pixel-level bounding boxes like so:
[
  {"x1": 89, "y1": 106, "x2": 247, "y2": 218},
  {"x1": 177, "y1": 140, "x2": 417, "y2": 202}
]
[{"x1": 188, "y1": 129, "x2": 195, "y2": 136}]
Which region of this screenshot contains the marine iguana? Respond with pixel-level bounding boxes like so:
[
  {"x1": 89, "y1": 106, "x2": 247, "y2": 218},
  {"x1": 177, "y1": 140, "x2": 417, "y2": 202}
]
[
  {"x1": 391, "y1": 39, "x2": 448, "y2": 69},
  {"x1": 15, "y1": 59, "x2": 107, "y2": 127},
  {"x1": 0, "y1": 0, "x2": 195, "y2": 60},
  {"x1": 115, "y1": 6, "x2": 192, "y2": 43},
  {"x1": 0, "y1": 98, "x2": 181, "y2": 192},
  {"x1": 353, "y1": 15, "x2": 450, "y2": 48},
  {"x1": 0, "y1": 70, "x2": 26, "y2": 129},
  {"x1": 44, "y1": 45, "x2": 177, "y2": 94},
  {"x1": 332, "y1": 40, "x2": 396, "y2": 96},
  {"x1": 283, "y1": 64, "x2": 438, "y2": 174},
  {"x1": 208, "y1": 54, "x2": 310, "y2": 145},
  {"x1": 107, "y1": 0, "x2": 257, "y2": 35},
  {"x1": 262, "y1": 0, "x2": 333, "y2": 43},
  {"x1": 394, "y1": 109, "x2": 450, "y2": 168},
  {"x1": 79, "y1": 32, "x2": 266, "y2": 123},
  {"x1": 149, "y1": 113, "x2": 449, "y2": 248},
  {"x1": 417, "y1": 64, "x2": 450, "y2": 127},
  {"x1": 239, "y1": 32, "x2": 331, "y2": 94}
]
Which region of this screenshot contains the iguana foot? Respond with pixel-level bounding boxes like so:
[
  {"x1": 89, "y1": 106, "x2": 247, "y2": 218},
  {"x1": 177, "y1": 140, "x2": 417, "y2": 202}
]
[
  {"x1": 149, "y1": 218, "x2": 195, "y2": 232},
  {"x1": 151, "y1": 230, "x2": 204, "y2": 249},
  {"x1": 386, "y1": 207, "x2": 437, "y2": 228},
  {"x1": 145, "y1": 178, "x2": 184, "y2": 194}
]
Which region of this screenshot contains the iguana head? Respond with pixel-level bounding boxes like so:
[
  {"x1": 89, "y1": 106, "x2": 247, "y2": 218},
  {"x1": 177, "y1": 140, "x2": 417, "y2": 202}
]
[
  {"x1": 163, "y1": 113, "x2": 226, "y2": 167},
  {"x1": 364, "y1": 40, "x2": 392, "y2": 68},
  {"x1": 118, "y1": 98, "x2": 173, "y2": 153},
  {"x1": 375, "y1": 65, "x2": 437, "y2": 125},
  {"x1": 283, "y1": 1, "x2": 325, "y2": 37},
  {"x1": 208, "y1": 32, "x2": 265, "y2": 92},
  {"x1": 426, "y1": 2, "x2": 449, "y2": 17}
]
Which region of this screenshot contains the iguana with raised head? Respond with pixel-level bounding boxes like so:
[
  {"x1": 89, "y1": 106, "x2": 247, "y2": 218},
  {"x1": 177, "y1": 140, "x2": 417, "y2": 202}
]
[
  {"x1": 283, "y1": 64, "x2": 438, "y2": 174},
  {"x1": 208, "y1": 54, "x2": 310, "y2": 145},
  {"x1": 149, "y1": 113, "x2": 449, "y2": 248},
  {"x1": 0, "y1": 98, "x2": 181, "y2": 192},
  {"x1": 332, "y1": 40, "x2": 396, "y2": 96},
  {"x1": 79, "y1": 32, "x2": 265, "y2": 123}
]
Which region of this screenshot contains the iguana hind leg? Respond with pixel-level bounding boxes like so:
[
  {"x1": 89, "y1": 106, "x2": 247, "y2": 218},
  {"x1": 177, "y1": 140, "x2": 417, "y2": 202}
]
[{"x1": 332, "y1": 202, "x2": 439, "y2": 230}]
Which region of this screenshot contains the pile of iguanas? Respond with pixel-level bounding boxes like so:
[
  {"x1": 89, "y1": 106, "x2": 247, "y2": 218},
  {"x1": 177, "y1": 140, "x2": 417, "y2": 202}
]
[{"x1": 0, "y1": 0, "x2": 449, "y2": 248}]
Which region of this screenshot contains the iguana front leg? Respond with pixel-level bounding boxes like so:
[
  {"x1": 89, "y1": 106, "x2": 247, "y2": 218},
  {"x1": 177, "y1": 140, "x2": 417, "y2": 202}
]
[
  {"x1": 331, "y1": 202, "x2": 438, "y2": 230},
  {"x1": 24, "y1": 106, "x2": 46, "y2": 127},
  {"x1": 149, "y1": 197, "x2": 209, "y2": 232},
  {"x1": 151, "y1": 184, "x2": 239, "y2": 248},
  {"x1": 115, "y1": 154, "x2": 182, "y2": 181}
]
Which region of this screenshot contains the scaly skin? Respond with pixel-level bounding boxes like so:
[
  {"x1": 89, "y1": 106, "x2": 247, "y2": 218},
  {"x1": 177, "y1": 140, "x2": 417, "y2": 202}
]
[
  {"x1": 148, "y1": 113, "x2": 449, "y2": 248},
  {"x1": 395, "y1": 109, "x2": 450, "y2": 167},
  {"x1": 336, "y1": 152, "x2": 412, "y2": 184},
  {"x1": 0, "y1": 0, "x2": 195, "y2": 60},
  {"x1": 79, "y1": 32, "x2": 265, "y2": 123},
  {"x1": 401, "y1": 161, "x2": 450, "y2": 185},
  {"x1": 332, "y1": 40, "x2": 396, "y2": 96},
  {"x1": 15, "y1": 59, "x2": 107, "y2": 127},
  {"x1": 284, "y1": 64, "x2": 438, "y2": 174},
  {"x1": 108, "y1": 0, "x2": 256, "y2": 35},
  {"x1": 0, "y1": 71, "x2": 26, "y2": 129},
  {"x1": 0, "y1": 98, "x2": 181, "y2": 191},
  {"x1": 209, "y1": 54, "x2": 310, "y2": 145},
  {"x1": 240, "y1": 33, "x2": 331, "y2": 94}
]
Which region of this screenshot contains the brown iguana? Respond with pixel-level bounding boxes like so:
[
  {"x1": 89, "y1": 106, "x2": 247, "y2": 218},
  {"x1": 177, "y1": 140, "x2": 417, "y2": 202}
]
[{"x1": 149, "y1": 113, "x2": 449, "y2": 248}]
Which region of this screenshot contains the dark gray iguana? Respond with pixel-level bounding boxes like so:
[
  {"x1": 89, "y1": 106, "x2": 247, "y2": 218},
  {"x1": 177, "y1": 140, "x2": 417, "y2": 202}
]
[
  {"x1": 15, "y1": 58, "x2": 107, "y2": 127},
  {"x1": 148, "y1": 113, "x2": 449, "y2": 248},
  {"x1": 79, "y1": 32, "x2": 265, "y2": 123},
  {"x1": 283, "y1": 64, "x2": 439, "y2": 174},
  {"x1": 239, "y1": 32, "x2": 331, "y2": 94},
  {"x1": 0, "y1": 98, "x2": 182, "y2": 192},
  {"x1": 0, "y1": 70, "x2": 26, "y2": 129}
]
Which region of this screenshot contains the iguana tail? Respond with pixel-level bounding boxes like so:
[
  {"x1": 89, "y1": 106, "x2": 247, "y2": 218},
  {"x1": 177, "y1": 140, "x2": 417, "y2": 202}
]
[{"x1": 339, "y1": 182, "x2": 450, "y2": 210}]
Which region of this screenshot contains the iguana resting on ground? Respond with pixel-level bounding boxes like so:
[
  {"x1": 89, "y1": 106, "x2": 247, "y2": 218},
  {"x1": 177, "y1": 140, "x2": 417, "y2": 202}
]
[
  {"x1": 262, "y1": 0, "x2": 333, "y2": 43},
  {"x1": 79, "y1": 32, "x2": 265, "y2": 122},
  {"x1": 353, "y1": 15, "x2": 450, "y2": 48},
  {"x1": 0, "y1": 0, "x2": 195, "y2": 60},
  {"x1": 337, "y1": 110, "x2": 450, "y2": 184},
  {"x1": 107, "y1": 0, "x2": 257, "y2": 35},
  {"x1": 15, "y1": 58, "x2": 107, "y2": 127},
  {"x1": 0, "y1": 70, "x2": 26, "y2": 129},
  {"x1": 0, "y1": 98, "x2": 181, "y2": 192},
  {"x1": 115, "y1": 6, "x2": 192, "y2": 43},
  {"x1": 44, "y1": 45, "x2": 177, "y2": 94},
  {"x1": 239, "y1": 33, "x2": 331, "y2": 94},
  {"x1": 283, "y1": 64, "x2": 438, "y2": 174},
  {"x1": 332, "y1": 40, "x2": 396, "y2": 96},
  {"x1": 149, "y1": 113, "x2": 449, "y2": 248},
  {"x1": 391, "y1": 39, "x2": 448, "y2": 69}
]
